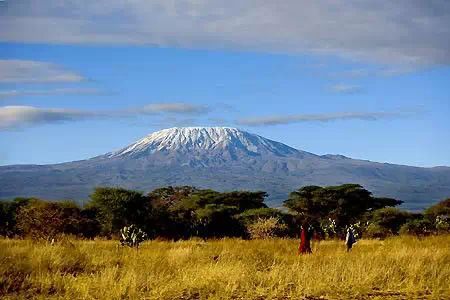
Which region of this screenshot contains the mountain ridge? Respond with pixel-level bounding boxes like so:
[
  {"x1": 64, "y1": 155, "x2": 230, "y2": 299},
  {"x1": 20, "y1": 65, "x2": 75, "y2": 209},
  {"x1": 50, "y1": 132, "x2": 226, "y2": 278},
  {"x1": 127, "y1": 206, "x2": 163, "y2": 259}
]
[{"x1": 1, "y1": 127, "x2": 449, "y2": 210}]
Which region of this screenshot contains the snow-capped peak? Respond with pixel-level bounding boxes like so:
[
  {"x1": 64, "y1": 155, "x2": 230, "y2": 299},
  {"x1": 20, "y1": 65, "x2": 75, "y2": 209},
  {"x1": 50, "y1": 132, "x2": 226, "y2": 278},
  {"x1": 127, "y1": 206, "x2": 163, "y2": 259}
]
[{"x1": 107, "y1": 127, "x2": 299, "y2": 158}]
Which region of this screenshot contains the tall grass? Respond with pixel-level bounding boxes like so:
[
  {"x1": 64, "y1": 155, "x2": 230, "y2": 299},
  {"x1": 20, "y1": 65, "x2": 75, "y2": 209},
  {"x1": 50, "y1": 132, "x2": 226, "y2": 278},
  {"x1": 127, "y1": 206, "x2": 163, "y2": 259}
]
[{"x1": 1, "y1": 236, "x2": 449, "y2": 299}]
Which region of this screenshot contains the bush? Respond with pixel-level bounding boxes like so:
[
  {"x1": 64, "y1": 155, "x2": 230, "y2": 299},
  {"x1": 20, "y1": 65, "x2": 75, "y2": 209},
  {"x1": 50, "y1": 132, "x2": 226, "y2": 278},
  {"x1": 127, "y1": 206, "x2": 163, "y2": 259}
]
[
  {"x1": 369, "y1": 207, "x2": 413, "y2": 234},
  {"x1": 319, "y1": 218, "x2": 338, "y2": 238},
  {"x1": 15, "y1": 199, "x2": 100, "y2": 240},
  {"x1": 424, "y1": 198, "x2": 450, "y2": 218},
  {"x1": 16, "y1": 200, "x2": 66, "y2": 240},
  {"x1": 119, "y1": 225, "x2": 147, "y2": 248},
  {"x1": 435, "y1": 215, "x2": 450, "y2": 234},
  {"x1": 364, "y1": 223, "x2": 392, "y2": 239},
  {"x1": 246, "y1": 217, "x2": 287, "y2": 239},
  {"x1": 399, "y1": 219, "x2": 434, "y2": 236}
]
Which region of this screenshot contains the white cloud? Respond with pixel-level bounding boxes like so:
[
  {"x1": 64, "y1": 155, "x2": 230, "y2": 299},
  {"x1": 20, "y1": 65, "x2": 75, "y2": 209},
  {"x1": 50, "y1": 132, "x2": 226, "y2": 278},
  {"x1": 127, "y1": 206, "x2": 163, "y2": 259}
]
[
  {"x1": 137, "y1": 103, "x2": 209, "y2": 114},
  {"x1": 0, "y1": 60, "x2": 84, "y2": 83},
  {"x1": 329, "y1": 84, "x2": 363, "y2": 94},
  {"x1": 0, "y1": 88, "x2": 103, "y2": 99},
  {"x1": 0, "y1": 103, "x2": 211, "y2": 130},
  {"x1": 237, "y1": 110, "x2": 420, "y2": 126},
  {"x1": 1, "y1": 1, "x2": 449, "y2": 68},
  {"x1": 0, "y1": 106, "x2": 96, "y2": 129}
]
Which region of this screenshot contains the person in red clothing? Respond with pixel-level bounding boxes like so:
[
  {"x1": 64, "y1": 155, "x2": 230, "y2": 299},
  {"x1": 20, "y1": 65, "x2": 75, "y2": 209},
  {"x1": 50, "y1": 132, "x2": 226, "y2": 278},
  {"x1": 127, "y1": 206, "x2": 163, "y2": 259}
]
[{"x1": 298, "y1": 223, "x2": 313, "y2": 254}]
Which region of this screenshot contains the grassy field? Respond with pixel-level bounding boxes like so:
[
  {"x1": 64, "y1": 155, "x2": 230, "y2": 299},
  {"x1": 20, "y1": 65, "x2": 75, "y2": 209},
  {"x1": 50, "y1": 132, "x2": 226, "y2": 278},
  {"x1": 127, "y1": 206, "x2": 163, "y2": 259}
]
[{"x1": 1, "y1": 236, "x2": 449, "y2": 299}]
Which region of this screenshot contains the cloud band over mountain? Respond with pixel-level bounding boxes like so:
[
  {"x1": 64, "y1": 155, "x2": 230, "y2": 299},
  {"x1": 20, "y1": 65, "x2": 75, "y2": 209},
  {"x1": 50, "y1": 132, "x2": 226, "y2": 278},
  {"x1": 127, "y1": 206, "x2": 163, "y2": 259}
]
[
  {"x1": 237, "y1": 110, "x2": 421, "y2": 126},
  {"x1": 0, "y1": 103, "x2": 210, "y2": 130},
  {"x1": 0, "y1": 104, "x2": 420, "y2": 130}
]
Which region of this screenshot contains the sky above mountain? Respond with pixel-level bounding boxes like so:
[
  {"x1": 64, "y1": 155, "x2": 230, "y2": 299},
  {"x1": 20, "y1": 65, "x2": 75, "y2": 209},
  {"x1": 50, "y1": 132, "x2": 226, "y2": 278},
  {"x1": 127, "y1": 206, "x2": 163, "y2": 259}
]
[{"x1": 0, "y1": 0, "x2": 449, "y2": 167}]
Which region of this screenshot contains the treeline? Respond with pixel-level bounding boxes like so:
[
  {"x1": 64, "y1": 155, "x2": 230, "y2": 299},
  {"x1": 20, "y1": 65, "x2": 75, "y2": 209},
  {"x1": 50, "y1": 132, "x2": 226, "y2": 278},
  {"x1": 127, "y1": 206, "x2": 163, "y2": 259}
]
[{"x1": 0, "y1": 184, "x2": 449, "y2": 240}]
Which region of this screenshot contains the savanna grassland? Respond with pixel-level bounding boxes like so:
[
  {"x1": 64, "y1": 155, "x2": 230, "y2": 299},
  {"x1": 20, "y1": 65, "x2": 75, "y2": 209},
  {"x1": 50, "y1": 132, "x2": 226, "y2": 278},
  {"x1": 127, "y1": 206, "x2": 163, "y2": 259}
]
[{"x1": 1, "y1": 236, "x2": 449, "y2": 300}]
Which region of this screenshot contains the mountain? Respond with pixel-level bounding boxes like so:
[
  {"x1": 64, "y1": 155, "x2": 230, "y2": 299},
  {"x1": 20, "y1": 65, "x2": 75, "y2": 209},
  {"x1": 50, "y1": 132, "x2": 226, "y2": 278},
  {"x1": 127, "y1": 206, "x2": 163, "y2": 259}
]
[{"x1": 1, "y1": 127, "x2": 449, "y2": 210}]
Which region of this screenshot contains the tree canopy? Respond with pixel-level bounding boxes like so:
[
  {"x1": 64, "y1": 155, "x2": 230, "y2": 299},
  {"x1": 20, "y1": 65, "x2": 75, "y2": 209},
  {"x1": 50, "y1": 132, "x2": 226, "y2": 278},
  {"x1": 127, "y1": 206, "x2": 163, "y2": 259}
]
[
  {"x1": 283, "y1": 184, "x2": 402, "y2": 227},
  {"x1": 424, "y1": 198, "x2": 450, "y2": 218},
  {"x1": 88, "y1": 187, "x2": 150, "y2": 235},
  {"x1": 1, "y1": 184, "x2": 447, "y2": 240}
]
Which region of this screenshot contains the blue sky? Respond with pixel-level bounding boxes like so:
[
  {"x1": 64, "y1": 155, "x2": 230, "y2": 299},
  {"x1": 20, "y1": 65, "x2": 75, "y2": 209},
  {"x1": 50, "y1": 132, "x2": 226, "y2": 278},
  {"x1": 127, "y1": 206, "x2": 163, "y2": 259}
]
[{"x1": 0, "y1": 1, "x2": 449, "y2": 167}]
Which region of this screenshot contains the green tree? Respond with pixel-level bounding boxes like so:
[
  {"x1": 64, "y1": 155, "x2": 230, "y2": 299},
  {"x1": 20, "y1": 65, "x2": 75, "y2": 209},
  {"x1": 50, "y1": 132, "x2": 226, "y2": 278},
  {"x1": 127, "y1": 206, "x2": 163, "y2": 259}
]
[
  {"x1": 399, "y1": 219, "x2": 434, "y2": 236},
  {"x1": 284, "y1": 184, "x2": 402, "y2": 229},
  {"x1": 149, "y1": 186, "x2": 199, "y2": 208},
  {"x1": 16, "y1": 199, "x2": 66, "y2": 240},
  {"x1": 0, "y1": 198, "x2": 32, "y2": 236},
  {"x1": 237, "y1": 207, "x2": 285, "y2": 225},
  {"x1": 424, "y1": 198, "x2": 450, "y2": 234},
  {"x1": 166, "y1": 188, "x2": 269, "y2": 238},
  {"x1": 146, "y1": 186, "x2": 199, "y2": 239},
  {"x1": 88, "y1": 187, "x2": 150, "y2": 236},
  {"x1": 424, "y1": 198, "x2": 450, "y2": 219},
  {"x1": 15, "y1": 199, "x2": 99, "y2": 239},
  {"x1": 193, "y1": 204, "x2": 241, "y2": 238},
  {"x1": 368, "y1": 207, "x2": 415, "y2": 235}
]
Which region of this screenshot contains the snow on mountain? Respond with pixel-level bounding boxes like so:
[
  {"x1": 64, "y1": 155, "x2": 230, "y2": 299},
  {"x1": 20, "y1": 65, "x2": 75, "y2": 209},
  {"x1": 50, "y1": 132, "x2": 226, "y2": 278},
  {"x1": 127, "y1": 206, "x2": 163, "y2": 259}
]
[
  {"x1": 107, "y1": 127, "x2": 301, "y2": 158},
  {"x1": 1, "y1": 127, "x2": 450, "y2": 210}
]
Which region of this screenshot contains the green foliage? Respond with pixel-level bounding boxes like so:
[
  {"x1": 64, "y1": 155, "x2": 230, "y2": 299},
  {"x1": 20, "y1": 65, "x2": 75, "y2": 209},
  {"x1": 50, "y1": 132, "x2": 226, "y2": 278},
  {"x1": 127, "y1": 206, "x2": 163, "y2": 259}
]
[
  {"x1": 319, "y1": 218, "x2": 338, "y2": 238},
  {"x1": 214, "y1": 191, "x2": 268, "y2": 212},
  {"x1": 399, "y1": 219, "x2": 434, "y2": 236},
  {"x1": 364, "y1": 223, "x2": 392, "y2": 239},
  {"x1": 14, "y1": 199, "x2": 100, "y2": 240},
  {"x1": 424, "y1": 198, "x2": 450, "y2": 218},
  {"x1": 284, "y1": 184, "x2": 402, "y2": 229},
  {"x1": 423, "y1": 198, "x2": 450, "y2": 234},
  {"x1": 368, "y1": 207, "x2": 415, "y2": 235},
  {"x1": 167, "y1": 189, "x2": 267, "y2": 238},
  {"x1": 237, "y1": 208, "x2": 285, "y2": 225},
  {"x1": 0, "y1": 198, "x2": 33, "y2": 236},
  {"x1": 148, "y1": 186, "x2": 199, "y2": 208},
  {"x1": 435, "y1": 215, "x2": 450, "y2": 233},
  {"x1": 16, "y1": 199, "x2": 67, "y2": 240},
  {"x1": 88, "y1": 187, "x2": 150, "y2": 236},
  {"x1": 1, "y1": 185, "x2": 446, "y2": 240}
]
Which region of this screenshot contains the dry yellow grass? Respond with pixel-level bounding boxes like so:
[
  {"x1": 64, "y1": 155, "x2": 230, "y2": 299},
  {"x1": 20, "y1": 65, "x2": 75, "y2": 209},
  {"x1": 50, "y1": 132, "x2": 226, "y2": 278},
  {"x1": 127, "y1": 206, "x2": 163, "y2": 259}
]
[{"x1": 1, "y1": 236, "x2": 449, "y2": 299}]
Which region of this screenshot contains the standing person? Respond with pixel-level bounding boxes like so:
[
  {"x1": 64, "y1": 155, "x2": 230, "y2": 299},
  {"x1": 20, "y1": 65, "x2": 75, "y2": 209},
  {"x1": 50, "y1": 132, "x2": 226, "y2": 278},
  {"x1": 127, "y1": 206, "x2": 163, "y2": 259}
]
[
  {"x1": 298, "y1": 223, "x2": 313, "y2": 254},
  {"x1": 345, "y1": 227, "x2": 356, "y2": 252}
]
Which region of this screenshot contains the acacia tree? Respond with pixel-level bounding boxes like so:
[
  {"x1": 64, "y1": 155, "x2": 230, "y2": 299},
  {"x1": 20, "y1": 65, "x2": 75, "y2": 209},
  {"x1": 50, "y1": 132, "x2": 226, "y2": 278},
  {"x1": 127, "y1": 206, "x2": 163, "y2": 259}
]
[
  {"x1": 368, "y1": 207, "x2": 416, "y2": 235},
  {"x1": 164, "y1": 188, "x2": 269, "y2": 238},
  {"x1": 424, "y1": 198, "x2": 450, "y2": 219},
  {"x1": 284, "y1": 184, "x2": 402, "y2": 231},
  {"x1": 15, "y1": 199, "x2": 99, "y2": 239},
  {"x1": 424, "y1": 198, "x2": 450, "y2": 233},
  {"x1": 88, "y1": 187, "x2": 151, "y2": 236},
  {"x1": 0, "y1": 197, "x2": 32, "y2": 236},
  {"x1": 16, "y1": 200, "x2": 66, "y2": 240}
]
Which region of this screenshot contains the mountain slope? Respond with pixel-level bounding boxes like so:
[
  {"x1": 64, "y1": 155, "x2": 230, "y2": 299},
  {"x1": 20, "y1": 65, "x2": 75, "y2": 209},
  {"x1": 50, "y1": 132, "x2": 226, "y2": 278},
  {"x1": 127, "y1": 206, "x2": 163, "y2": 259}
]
[{"x1": 1, "y1": 127, "x2": 449, "y2": 210}]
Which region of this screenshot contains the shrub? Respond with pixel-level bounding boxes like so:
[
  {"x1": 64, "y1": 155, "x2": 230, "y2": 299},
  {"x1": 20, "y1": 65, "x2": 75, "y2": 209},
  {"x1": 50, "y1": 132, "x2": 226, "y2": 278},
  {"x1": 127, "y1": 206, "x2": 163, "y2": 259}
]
[
  {"x1": 424, "y1": 198, "x2": 450, "y2": 218},
  {"x1": 364, "y1": 223, "x2": 392, "y2": 239},
  {"x1": 319, "y1": 218, "x2": 338, "y2": 238},
  {"x1": 399, "y1": 219, "x2": 434, "y2": 236},
  {"x1": 119, "y1": 225, "x2": 147, "y2": 248},
  {"x1": 435, "y1": 215, "x2": 450, "y2": 234},
  {"x1": 16, "y1": 200, "x2": 66, "y2": 240},
  {"x1": 369, "y1": 207, "x2": 413, "y2": 234},
  {"x1": 246, "y1": 217, "x2": 287, "y2": 239}
]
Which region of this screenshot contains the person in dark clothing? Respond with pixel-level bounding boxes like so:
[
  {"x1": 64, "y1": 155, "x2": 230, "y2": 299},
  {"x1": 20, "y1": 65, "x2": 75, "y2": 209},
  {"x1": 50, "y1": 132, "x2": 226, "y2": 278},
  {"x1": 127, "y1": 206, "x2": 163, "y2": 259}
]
[{"x1": 345, "y1": 227, "x2": 357, "y2": 252}]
